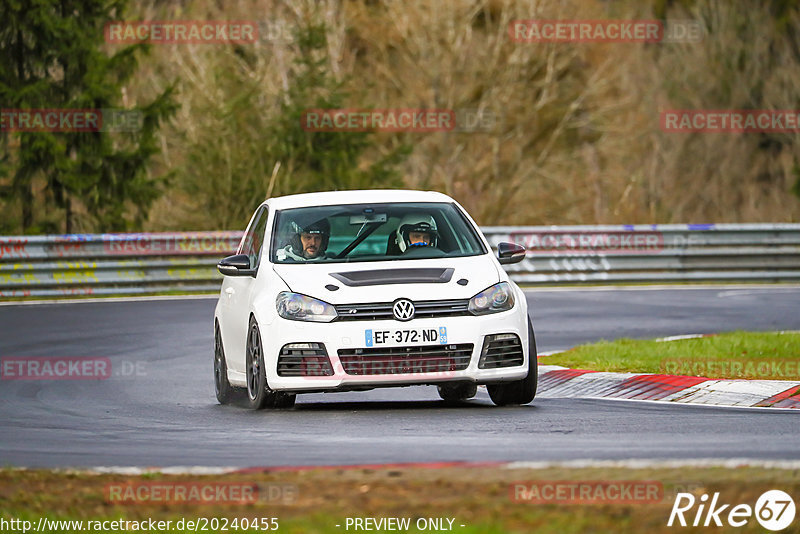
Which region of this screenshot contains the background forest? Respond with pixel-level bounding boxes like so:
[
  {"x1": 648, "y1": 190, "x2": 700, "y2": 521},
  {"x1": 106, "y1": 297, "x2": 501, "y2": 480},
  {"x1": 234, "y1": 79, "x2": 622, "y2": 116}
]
[{"x1": 2, "y1": 0, "x2": 800, "y2": 234}]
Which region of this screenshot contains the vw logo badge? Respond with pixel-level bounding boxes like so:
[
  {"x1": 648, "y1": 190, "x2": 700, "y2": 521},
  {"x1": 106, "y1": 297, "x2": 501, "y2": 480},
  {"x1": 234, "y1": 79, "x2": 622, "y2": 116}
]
[{"x1": 392, "y1": 299, "x2": 415, "y2": 321}]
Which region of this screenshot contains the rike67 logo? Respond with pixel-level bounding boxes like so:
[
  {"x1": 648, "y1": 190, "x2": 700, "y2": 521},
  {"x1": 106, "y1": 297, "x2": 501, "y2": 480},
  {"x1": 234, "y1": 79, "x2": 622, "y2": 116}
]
[{"x1": 668, "y1": 490, "x2": 796, "y2": 531}]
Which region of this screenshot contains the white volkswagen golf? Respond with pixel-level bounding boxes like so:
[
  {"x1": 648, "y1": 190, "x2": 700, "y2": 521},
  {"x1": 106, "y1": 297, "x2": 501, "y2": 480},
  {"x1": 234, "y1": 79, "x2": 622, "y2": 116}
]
[{"x1": 213, "y1": 190, "x2": 535, "y2": 409}]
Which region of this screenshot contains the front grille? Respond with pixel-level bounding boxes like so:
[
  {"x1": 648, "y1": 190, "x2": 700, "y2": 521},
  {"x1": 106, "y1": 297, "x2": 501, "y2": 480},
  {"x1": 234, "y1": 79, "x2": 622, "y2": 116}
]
[
  {"x1": 277, "y1": 343, "x2": 334, "y2": 376},
  {"x1": 334, "y1": 299, "x2": 471, "y2": 322},
  {"x1": 478, "y1": 334, "x2": 524, "y2": 369},
  {"x1": 338, "y1": 344, "x2": 473, "y2": 375}
]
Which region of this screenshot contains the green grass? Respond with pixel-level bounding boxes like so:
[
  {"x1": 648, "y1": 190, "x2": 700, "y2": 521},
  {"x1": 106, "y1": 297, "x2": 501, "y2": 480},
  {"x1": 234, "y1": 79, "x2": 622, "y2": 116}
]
[
  {"x1": 544, "y1": 331, "x2": 800, "y2": 380},
  {"x1": 2, "y1": 466, "x2": 799, "y2": 533}
]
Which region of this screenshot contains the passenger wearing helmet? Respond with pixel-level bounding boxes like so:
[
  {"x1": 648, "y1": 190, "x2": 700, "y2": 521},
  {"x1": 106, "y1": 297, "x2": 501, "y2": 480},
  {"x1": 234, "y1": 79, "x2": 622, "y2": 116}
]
[
  {"x1": 278, "y1": 218, "x2": 331, "y2": 261},
  {"x1": 395, "y1": 214, "x2": 438, "y2": 253}
]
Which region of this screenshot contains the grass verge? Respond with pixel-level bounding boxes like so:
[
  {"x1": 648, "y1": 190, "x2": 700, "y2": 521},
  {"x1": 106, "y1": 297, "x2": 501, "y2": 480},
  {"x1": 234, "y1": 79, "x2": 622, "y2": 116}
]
[
  {"x1": 543, "y1": 331, "x2": 800, "y2": 380},
  {"x1": 1, "y1": 465, "x2": 799, "y2": 533}
]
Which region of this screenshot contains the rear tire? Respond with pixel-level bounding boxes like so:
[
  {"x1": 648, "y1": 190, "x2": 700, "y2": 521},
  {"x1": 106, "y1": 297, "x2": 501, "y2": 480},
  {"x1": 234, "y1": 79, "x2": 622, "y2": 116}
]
[
  {"x1": 437, "y1": 382, "x2": 478, "y2": 402},
  {"x1": 214, "y1": 324, "x2": 233, "y2": 405},
  {"x1": 487, "y1": 318, "x2": 538, "y2": 406}
]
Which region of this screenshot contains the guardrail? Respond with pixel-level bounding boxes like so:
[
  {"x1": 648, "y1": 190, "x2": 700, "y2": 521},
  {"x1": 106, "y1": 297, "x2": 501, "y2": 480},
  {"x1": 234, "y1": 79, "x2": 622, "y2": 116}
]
[{"x1": 1, "y1": 224, "x2": 799, "y2": 298}]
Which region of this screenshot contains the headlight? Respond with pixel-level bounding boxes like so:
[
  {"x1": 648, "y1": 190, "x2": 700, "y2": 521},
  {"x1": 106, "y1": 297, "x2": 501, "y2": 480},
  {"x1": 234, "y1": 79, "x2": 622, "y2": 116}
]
[
  {"x1": 276, "y1": 292, "x2": 338, "y2": 322},
  {"x1": 468, "y1": 282, "x2": 515, "y2": 315}
]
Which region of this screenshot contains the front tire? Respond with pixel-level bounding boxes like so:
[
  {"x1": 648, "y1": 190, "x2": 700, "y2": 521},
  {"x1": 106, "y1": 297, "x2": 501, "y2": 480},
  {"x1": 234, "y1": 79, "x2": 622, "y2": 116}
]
[
  {"x1": 487, "y1": 318, "x2": 538, "y2": 406},
  {"x1": 246, "y1": 317, "x2": 296, "y2": 410},
  {"x1": 214, "y1": 324, "x2": 233, "y2": 404}
]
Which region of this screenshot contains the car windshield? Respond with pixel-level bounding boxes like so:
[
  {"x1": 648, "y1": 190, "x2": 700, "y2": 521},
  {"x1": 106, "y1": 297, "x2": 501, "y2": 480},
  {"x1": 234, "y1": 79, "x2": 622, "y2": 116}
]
[{"x1": 270, "y1": 202, "x2": 486, "y2": 263}]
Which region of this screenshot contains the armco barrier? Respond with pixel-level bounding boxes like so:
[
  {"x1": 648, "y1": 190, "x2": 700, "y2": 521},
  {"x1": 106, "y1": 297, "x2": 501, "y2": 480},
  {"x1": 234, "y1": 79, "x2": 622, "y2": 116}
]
[
  {"x1": 484, "y1": 224, "x2": 800, "y2": 284},
  {"x1": 0, "y1": 232, "x2": 242, "y2": 298},
  {"x1": 1, "y1": 224, "x2": 799, "y2": 298}
]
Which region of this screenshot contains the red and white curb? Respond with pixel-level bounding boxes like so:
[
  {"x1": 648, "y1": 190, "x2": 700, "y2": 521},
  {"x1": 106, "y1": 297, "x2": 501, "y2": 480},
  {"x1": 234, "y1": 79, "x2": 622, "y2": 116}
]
[{"x1": 537, "y1": 365, "x2": 800, "y2": 408}]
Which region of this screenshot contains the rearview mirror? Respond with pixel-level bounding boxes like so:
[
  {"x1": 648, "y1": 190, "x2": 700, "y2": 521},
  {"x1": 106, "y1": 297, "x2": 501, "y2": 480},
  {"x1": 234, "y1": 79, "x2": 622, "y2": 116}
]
[
  {"x1": 217, "y1": 254, "x2": 256, "y2": 277},
  {"x1": 497, "y1": 242, "x2": 526, "y2": 265}
]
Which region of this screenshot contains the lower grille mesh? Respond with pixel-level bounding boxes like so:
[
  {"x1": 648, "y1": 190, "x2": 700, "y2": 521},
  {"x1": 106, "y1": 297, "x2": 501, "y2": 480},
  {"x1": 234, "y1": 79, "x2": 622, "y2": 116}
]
[
  {"x1": 277, "y1": 343, "x2": 334, "y2": 376},
  {"x1": 478, "y1": 334, "x2": 524, "y2": 369},
  {"x1": 338, "y1": 344, "x2": 473, "y2": 375}
]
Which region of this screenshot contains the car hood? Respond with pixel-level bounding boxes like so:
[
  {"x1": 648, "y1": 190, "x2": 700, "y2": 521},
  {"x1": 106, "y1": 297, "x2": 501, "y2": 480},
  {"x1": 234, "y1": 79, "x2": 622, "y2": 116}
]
[{"x1": 271, "y1": 255, "x2": 502, "y2": 304}]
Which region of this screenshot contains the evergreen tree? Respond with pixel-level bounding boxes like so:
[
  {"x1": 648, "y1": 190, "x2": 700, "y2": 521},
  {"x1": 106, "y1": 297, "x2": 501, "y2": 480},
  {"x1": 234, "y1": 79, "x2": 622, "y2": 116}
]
[
  {"x1": 0, "y1": 0, "x2": 176, "y2": 233},
  {"x1": 266, "y1": 23, "x2": 411, "y2": 195}
]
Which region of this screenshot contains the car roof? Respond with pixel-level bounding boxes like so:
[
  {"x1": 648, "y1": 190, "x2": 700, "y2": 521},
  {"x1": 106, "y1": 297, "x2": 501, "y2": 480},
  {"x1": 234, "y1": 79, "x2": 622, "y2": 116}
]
[{"x1": 264, "y1": 189, "x2": 455, "y2": 210}]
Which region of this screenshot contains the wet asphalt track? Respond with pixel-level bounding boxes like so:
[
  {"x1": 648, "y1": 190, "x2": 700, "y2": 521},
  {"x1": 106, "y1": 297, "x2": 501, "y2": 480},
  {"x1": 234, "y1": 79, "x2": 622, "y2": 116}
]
[{"x1": 0, "y1": 286, "x2": 798, "y2": 468}]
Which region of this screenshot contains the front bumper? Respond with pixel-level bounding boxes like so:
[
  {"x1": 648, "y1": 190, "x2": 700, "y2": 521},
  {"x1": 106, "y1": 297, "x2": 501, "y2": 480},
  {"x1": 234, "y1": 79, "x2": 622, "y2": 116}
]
[{"x1": 262, "y1": 309, "x2": 530, "y2": 392}]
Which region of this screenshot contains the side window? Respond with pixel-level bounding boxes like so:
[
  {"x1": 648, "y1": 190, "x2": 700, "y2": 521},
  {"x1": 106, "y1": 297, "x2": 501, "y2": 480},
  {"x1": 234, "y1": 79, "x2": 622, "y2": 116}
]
[{"x1": 238, "y1": 207, "x2": 269, "y2": 269}]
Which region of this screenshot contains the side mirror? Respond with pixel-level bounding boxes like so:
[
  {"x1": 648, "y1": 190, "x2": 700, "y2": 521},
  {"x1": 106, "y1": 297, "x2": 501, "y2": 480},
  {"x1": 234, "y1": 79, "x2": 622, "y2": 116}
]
[
  {"x1": 217, "y1": 254, "x2": 256, "y2": 277},
  {"x1": 497, "y1": 242, "x2": 526, "y2": 265}
]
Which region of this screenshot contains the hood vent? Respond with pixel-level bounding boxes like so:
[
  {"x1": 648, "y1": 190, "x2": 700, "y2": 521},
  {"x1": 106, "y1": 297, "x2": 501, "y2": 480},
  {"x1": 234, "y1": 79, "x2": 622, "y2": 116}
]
[{"x1": 330, "y1": 268, "x2": 454, "y2": 287}]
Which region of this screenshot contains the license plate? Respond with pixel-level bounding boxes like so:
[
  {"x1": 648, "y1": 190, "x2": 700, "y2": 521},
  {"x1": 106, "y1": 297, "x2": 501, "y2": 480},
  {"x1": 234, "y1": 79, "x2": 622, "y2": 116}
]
[{"x1": 365, "y1": 327, "x2": 447, "y2": 347}]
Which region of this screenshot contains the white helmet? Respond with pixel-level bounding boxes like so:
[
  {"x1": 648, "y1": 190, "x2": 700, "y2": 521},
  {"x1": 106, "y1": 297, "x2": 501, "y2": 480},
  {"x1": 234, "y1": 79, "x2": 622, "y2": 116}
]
[{"x1": 395, "y1": 214, "x2": 438, "y2": 253}]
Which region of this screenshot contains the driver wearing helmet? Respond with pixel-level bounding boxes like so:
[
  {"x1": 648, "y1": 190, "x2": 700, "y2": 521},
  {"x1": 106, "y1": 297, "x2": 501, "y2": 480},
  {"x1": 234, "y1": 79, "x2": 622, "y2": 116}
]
[
  {"x1": 395, "y1": 214, "x2": 438, "y2": 253},
  {"x1": 278, "y1": 218, "x2": 331, "y2": 261}
]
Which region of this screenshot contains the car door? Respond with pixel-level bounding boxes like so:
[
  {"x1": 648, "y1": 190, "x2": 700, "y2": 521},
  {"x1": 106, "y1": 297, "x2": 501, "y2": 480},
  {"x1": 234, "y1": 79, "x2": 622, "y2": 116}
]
[{"x1": 220, "y1": 205, "x2": 269, "y2": 374}]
